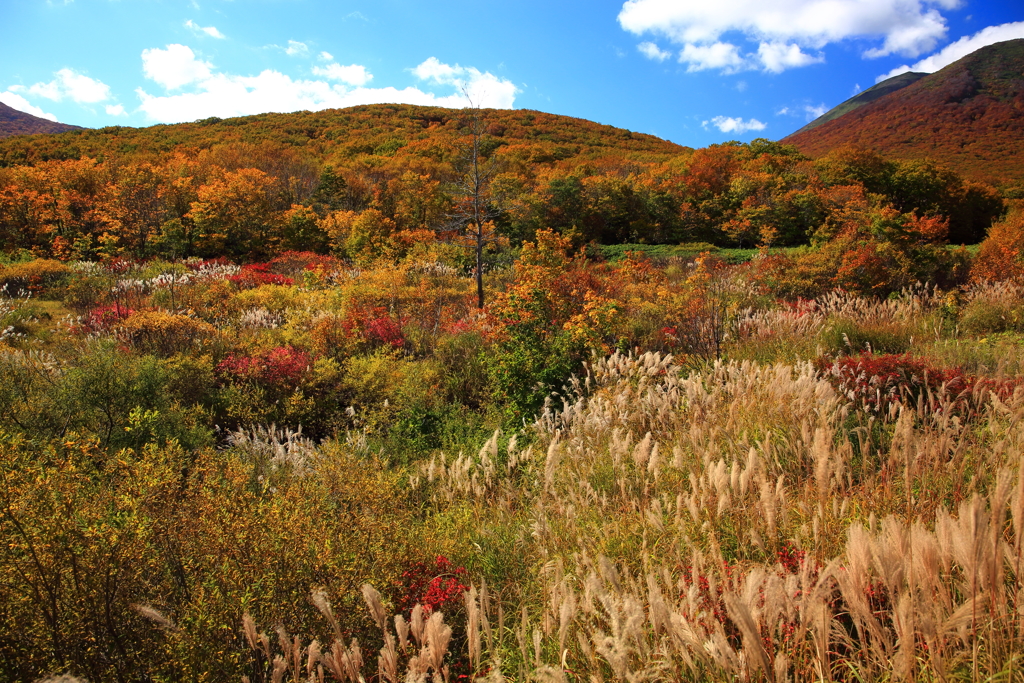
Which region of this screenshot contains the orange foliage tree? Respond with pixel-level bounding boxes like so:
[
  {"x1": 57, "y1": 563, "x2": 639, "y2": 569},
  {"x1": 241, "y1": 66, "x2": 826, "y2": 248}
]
[{"x1": 973, "y1": 209, "x2": 1024, "y2": 281}]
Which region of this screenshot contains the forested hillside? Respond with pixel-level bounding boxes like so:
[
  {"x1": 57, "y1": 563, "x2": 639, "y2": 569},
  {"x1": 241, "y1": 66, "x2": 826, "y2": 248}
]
[
  {"x1": 0, "y1": 102, "x2": 1007, "y2": 269},
  {"x1": 789, "y1": 71, "x2": 926, "y2": 135},
  {"x1": 784, "y1": 39, "x2": 1024, "y2": 191}
]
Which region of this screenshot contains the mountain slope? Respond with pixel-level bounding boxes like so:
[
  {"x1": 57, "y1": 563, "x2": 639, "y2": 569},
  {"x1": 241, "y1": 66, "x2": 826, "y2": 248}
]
[
  {"x1": 0, "y1": 101, "x2": 84, "y2": 139},
  {"x1": 783, "y1": 39, "x2": 1024, "y2": 188},
  {"x1": 790, "y1": 71, "x2": 927, "y2": 136}
]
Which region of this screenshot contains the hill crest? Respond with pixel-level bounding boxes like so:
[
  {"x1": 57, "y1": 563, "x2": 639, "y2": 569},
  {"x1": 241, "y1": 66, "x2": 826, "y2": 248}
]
[{"x1": 0, "y1": 104, "x2": 688, "y2": 169}]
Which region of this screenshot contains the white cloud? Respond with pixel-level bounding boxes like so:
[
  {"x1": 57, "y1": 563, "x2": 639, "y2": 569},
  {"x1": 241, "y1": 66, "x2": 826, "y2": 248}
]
[
  {"x1": 757, "y1": 42, "x2": 822, "y2": 72},
  {"x1": 21, "y1": 68, "x2": 111, "y2": 103},
  {"x1": 775, "y1": 102, "x2": 829, "y2": 119},
  {"x1": 875, "y1": 20, "x2": 1024, "y2": 82},
  {"x1": 105, "y1": 103, "x2": 126, "y2": 116},
  {"x1": 804, "y1": 103, "x2": 827, "y2": 119},
  {"x1": 702, "y1": 115, "x2": 767, "y2": 133},
  {"x1": 411, "y1": 57, "x2": 461, "y2": 83},
  {"x1": 620, "y1": 0, "x2": 965, "y2": 73},
  {"x1": 142, "y1": 44, "x2": 213, "y2": 89},
  {"x1": 312, "y1": 63, "x2": 372, "y2": 86},
  {"x1": 876, "y1": 64, "x2": 912, "y2": 82},
  {"x1": 185, "y1": 20, "x2": 225, "y2": 39},
  {"x1": 638, "y1": 41, "x2": 672, "y2": 61},
  {"x1": 285, "y1": 40, "x2": 309, "y2": 57},
  {"x1": 319, "y1": 51, "x2": 334, "y2": 61},
  {"x1": 0, "y1": 91, "x2": 59, "y2": 121},
  {"x1": 136, "y1": 53, "x2": 518, "y2": 123},
  {"x1": 411, "y1": 57, "x2": 519, "y2": 108},
  {"x1": 679, "y1": 42, "x2": 748, "y2": 72}
]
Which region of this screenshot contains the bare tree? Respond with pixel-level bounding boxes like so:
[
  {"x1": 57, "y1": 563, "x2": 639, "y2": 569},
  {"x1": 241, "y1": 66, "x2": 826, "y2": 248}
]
[{"x1": 447, "y1": 99, "x2": 502, "y2": 309}]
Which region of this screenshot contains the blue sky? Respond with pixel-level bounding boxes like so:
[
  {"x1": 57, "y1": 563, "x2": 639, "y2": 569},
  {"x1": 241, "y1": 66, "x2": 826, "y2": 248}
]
[{"x1": 1, "y1": 0, "x2": 1022, "y2": 147}]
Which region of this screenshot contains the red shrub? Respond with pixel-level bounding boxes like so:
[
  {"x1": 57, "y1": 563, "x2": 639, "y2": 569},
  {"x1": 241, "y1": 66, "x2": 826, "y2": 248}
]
[
  {"x1": 217, "y1": 346, "x2": 312, "y2": 389},
  {"x1": 816, "y1": 353, "x2": 971, "y2": 414},
  {"x1": 226, "y1": 263, "x2": 294, "y2": 289},
  {"x1": 395, "y1": 556, "x2": 469, "y2": 615},
  {"x1": 267, "y1": 251, "x2": 342, "y2": 277},
  {"x1": 777, "y1": 541, "x2": 806, "y2": 574},
  {"x1": 78, "y1": 304, "x2": 135, "y2": 333},
  {"x1": 334, "y1": 306, "x2": 407, "y2": 350},
  {"x1": 365, "y1": 315, "x2": 405, "y2": 348},
  {"x1": 679, "y1": 561, "x2": 736, "y2": 629}
]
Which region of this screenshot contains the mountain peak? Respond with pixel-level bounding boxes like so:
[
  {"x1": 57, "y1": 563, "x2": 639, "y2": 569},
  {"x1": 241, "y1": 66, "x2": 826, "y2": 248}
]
[
  {"x1": 782, "y1": 38, "x2": 1024, "y2": 188},
  {"x1": 0, "y1": 101, "x2": 85, "y2": 139}
]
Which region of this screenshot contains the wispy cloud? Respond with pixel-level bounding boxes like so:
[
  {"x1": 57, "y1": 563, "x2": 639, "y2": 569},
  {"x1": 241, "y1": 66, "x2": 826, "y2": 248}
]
[
  {"x1": 185, "y1": 20, "x2": 225, "y2": 39},
  {"x1": 312, "y1": 62, "x2": 372, "y2": 87},
  {"x1": 412, "y1": 57, "x2": 519, "y2": 108},
  {"x1": 10, "y1": 68, "x2": 111, "y2": 103},
  {"x1": 804, "y1": 103, "x2": 827, "y2": 120},
  {"x1": 638, "y1": 41, "x2": 672, "y2": 61},
  {"x1": 285, "y1": 40, "x2": 309, "y2": 57},
  {"x1": 679, "y1": 41, "x2": 747, "y2": 73},
  {"x1": 702, "y1": 115, "x2": 766, "y2": 133},
  {"x1": 0, "y1": 91, "x2": 59, "y2": 121},
  {"x1": 142, "y1": 44, "x2": 213, "y2": 90},
  {"x1": 876, "y1": 20, "x2": 1024, "y2": 82}
]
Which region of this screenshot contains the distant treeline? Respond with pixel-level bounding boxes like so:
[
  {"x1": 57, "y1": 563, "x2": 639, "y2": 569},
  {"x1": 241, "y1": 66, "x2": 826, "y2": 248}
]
[{"x1": 0, "y1": 105, "x2": 1006, "y2": 262}]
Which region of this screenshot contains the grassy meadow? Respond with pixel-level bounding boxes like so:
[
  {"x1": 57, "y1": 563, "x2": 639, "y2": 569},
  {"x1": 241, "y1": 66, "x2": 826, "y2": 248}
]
[{"x1": 3, "y1": 205, "x2": 1024, "y2": 682}]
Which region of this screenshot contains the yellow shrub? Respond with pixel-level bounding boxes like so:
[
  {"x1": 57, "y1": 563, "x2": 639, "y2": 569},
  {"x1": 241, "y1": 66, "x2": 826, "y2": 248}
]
[
  {"x1": 0, "y1": 259, "x2": 71, "y2": 297},
  {"x1": 117, "y1": 310, "x2": 217, "y2": 356},
  {"x1": 230, "y1": 283, "x2": 302, "y2": 314}
]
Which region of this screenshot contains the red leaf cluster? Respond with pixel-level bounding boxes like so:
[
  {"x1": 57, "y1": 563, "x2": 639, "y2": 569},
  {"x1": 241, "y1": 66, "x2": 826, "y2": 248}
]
[
  {"x1": 395, "y1": 556, "x2": 469, "y2": 615},
  {"x1": 816, "y1": 353, "x2": 1021, "y2": 415},
  {"x1": 217, "y1": 346, "x2": 313, "y2": 388},
  {"x1": 78, "y1": 304, "x2": 135, "y2": 334},
  {"x1": 816, "y1": 353, "x2": 967, "y2": 413},
  {"x1": 226, "y1": 263, "x2": 294, "y2": 289},
  {"x1": 266, "y1": 251, "x2": 342, "y2": 277}
]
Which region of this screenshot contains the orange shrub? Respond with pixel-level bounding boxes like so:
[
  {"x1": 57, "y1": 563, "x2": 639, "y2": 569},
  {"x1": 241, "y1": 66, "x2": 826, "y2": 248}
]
[{"x1": 973, "y1": 210, "x2": 1024, "y2": 282}]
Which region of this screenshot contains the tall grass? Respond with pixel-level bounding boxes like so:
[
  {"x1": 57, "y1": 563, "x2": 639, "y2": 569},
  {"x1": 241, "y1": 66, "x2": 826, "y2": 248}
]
[{"x1": 399, "y1": 349, "x2": 1024, "y2": 681}]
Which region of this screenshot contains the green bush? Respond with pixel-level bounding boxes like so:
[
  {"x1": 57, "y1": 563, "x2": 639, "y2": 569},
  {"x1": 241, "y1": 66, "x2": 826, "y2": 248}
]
[
  {"x1": 959, "y1": 297, "x2": 1024, "y2": 335},
  {"x1": 0, "y1": 343, "x2": 213, "y2": 450},
  {"x1": 819, "y1": 317, "x2": 912, "y2": 355}
]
